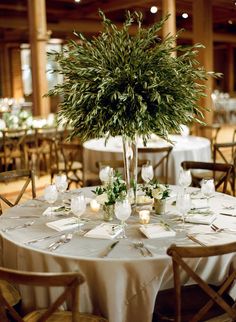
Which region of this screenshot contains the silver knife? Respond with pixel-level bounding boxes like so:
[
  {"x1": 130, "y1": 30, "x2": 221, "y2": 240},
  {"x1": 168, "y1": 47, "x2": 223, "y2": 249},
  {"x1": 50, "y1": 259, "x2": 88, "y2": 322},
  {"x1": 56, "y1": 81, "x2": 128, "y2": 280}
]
[
  {"x1": 99, "y1": 241, "x2": 119, "y2": 258},
  {"x1": 24, "y1": 232, "x2": 65, "y2": 244},
  {"x1": 219, "y1": 212, "x2": 236, "y2": 217}
]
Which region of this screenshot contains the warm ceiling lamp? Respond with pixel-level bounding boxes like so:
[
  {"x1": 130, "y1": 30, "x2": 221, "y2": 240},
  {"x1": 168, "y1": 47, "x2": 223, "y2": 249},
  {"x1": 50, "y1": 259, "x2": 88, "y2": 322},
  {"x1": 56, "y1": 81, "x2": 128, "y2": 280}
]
[
  {"x1": 75, "y1": 0, "x2": 81, "y2": 3},
  {"x1": 150, "y1": 6, "x2": 158, "y2": 14},
  {"x1": 182, "y1": 13, "x2": 188, "y2": 19}
]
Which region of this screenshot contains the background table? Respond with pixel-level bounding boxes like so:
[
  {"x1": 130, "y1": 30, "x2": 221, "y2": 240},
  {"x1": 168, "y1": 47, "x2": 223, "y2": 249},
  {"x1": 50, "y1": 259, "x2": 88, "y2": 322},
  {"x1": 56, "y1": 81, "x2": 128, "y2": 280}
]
[
  {"x1": 0, "y1": 186, "x2": 236, "y2": 322},
  {"x1": 83, "y1": 135, "x2": 211, "y2": 184}
]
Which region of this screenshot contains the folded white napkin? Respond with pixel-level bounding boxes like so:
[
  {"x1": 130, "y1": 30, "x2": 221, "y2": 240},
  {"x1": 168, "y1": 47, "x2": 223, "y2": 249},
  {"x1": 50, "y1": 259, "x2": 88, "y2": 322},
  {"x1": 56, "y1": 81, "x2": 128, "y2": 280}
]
[
  {"x1": 191, "y1": 199, "x2": 208, "y2": 209},
  {"x1": 188, "y1": 232, "x2": 236, "y2": 246},
  {"x1": 46, "y1": 217, "x2": 78, "y2": 231},
  {"x1": 140, "y1": 223, "x2": 176, "y2": 239},
  {"x1": 186, "y1": 213, "x2": 216, "y2": 225},
  {"x1": 42, "y1": 206, "x2": 68, "y2": 217},
  {"x1": 84, "y1": 223, "x2": 123, "y2": 239}
]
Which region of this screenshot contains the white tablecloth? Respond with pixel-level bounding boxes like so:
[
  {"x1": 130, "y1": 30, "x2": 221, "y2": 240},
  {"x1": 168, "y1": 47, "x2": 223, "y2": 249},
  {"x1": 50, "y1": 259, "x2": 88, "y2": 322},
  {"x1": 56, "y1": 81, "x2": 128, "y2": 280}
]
[
  {"x1": 83, "y1": 135, "x2": 211, "y2": 184},
  {"x1": 0, "y1": 187, "x2": 236, "y2": 322}
]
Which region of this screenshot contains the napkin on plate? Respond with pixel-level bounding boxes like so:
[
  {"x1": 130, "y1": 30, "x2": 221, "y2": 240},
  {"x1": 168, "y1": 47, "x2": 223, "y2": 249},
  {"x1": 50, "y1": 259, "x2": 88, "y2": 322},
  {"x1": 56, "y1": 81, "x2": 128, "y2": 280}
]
[
  {"x1": 186, "y1": 212, "x2": 216, "y2": 225},
  {"x1": 46, "y1": 217, "x2": 78, "y2": 231},
  {"x1": 42, "y1": 206, "x2": 69, "y2": 217},
  {"x1": 139, "y1": 223, "x2": 176, "y2": 239},
  {"x1": 84, "y1": 223, "x2": 123, "y2": 239},
  {"x1": 188, "y1": 232, "x2": 236, "y2": 246},
  {"x1": 191, "y1": 198, "x2": 208, "y2": 209}
]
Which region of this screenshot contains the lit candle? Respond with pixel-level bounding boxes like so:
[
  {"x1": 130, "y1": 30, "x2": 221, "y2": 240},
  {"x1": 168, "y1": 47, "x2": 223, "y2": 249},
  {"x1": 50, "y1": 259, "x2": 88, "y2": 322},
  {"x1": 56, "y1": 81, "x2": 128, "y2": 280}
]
[
  {"x1": 90, "y1": 199, "x2": 100, "y2": 212},
  {"x1": 139, "y1": 210, "x2": 150, "y2": 224}
]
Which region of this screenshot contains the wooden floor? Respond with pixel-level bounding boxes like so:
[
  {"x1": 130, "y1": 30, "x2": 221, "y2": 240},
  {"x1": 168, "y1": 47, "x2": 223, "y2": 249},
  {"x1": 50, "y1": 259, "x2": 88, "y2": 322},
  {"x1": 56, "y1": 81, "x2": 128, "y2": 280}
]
[{"x1": 0, "y1": 124, "x2": 235, "y2": 213}]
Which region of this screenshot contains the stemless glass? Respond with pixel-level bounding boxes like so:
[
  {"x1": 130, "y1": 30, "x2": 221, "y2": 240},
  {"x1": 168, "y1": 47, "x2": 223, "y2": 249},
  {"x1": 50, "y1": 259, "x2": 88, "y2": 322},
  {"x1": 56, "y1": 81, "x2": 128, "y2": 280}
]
[
  {"x1": 178, "y1": 168, "x2": 192, "y2": 193},
  {"x1": 141, "y1": 164, "x2": 154, "y2": 183},
  {"x1": 114, "y1": 199, "x2": 132, "y2": 238},
  {"x1": 201, "y1": 179, "x2": 215, "y2": 208},
  {"x1": 70, "y1": 195, "x2": 87, "y2": 232},
  {"x1": 44, "y1": 184, "x2": 58, "y2": 216},
  {"x1": 176, "y1": 192, "x2": 192, "y2": 230}
]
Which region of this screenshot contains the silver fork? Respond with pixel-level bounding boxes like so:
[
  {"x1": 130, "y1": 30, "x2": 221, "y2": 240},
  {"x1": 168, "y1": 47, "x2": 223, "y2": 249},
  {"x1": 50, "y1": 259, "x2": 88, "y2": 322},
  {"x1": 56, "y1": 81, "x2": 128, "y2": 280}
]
[
  {"x1": 50, "y1": 233, "x2": 73, "y2": 251},
  {"x1": 133, "y1": 242, "x2": 153, "y2": 257}
]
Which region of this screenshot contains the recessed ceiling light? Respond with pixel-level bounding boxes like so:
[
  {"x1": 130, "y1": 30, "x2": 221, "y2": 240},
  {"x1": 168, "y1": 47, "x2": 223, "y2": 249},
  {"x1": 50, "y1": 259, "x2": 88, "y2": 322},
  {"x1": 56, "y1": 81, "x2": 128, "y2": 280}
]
[
  {"x1": 150, "y1": 6, "x2": 158, "y2": 14},
  {"x1": 228, "y1": 20, "x2": 233, "y2": 24},
  {"x1": 182, "y1": 13, "x2": 188, "y2": 19},
  {"x1": 75, "y1": 0, "x2": 81, "y2": 3}
]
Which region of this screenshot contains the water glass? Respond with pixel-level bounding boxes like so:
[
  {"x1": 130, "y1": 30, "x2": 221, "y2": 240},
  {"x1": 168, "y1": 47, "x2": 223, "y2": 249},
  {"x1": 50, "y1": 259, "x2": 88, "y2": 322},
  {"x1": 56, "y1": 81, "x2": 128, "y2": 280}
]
[
  {"x1": 55, "y1": 174, "x2": 68, "y2": 204},
  {"x1": 70, "y1": 195, "x2": 86, "y2": 231},
  {"x1": 115, "y1": 199, "x2": 132, "y2": 238},
  {"x1": 176, "y1": 192, "x2": 191, "y2": 230},
  {"x1": 99, "y1": 166, "x2": 113, "y2": 185},
  {"x1": 178, "y1": 167, "x2": 192, "y2": 192},
  {"x1": 44, "y1": 184, "x2": 58, "y2": 216},
  {"x1": 141, "y1": 164, "x2": 154, "y2": 183},
  {"x1": 201, "y1": 179, "x2": 215, "y2": 208}
]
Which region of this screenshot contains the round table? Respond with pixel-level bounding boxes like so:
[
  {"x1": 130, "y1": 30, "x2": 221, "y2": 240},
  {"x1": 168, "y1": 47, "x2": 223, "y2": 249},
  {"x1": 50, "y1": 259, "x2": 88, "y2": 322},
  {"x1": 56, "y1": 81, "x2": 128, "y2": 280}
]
[
  {"x1": 83, "y1": 135, "x2": 211, "y2": 184},
  {"x1": 1, "y1": 187, "x2": 236, "y2": 322}
]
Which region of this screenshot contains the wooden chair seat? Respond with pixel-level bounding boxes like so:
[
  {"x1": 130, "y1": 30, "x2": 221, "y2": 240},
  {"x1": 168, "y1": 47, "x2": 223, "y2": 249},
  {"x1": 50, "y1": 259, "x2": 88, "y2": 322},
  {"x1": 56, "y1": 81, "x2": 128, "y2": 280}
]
[
  {"x1": 24, "y1": 310, "x2": 108, "y2": 322},
  {"x1": 0, "y1": 280, "x2": 21, "y2": 307},
  {"x1": 0, "y1": 267, "x2": 108, "y2": 322}
]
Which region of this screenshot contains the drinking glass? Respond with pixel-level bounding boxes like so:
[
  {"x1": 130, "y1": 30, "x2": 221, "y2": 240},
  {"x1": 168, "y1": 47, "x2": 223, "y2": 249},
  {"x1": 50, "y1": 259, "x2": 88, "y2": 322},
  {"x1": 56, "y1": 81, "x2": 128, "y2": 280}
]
[
  {"x1": 176, "y1": 192, "x2": 192, "y2": 230},
  {"x1": 114, "y1": 199, "x2": 132, "y2": 238},
  {"x1": 141, "y1": 164, "x2": 154, "y2": 183},
  {"x1": 55, "y1": 174, "x2": 68, "y2": 205},
  {"x1": 70, "y1": 195, "x2": 87, "y2": 232},
  {"x1": 178, "y1": 168, "x2": 192, "y2": 193},
  {"x1": 99, "y1": 166, "x2": 113, "y2": 185},
  {"x1": 201, "y1": 179, "x2": 215, "y2": 208},
  {"x1": 44, "y1": 184, "x2": 58, "y2": 216}
]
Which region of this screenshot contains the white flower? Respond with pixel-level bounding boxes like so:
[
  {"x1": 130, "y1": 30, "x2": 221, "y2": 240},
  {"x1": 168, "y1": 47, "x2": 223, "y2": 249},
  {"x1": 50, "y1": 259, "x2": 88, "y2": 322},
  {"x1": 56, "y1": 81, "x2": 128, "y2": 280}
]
[
  {"x1": 96, "y1": 192, "x2": 109, "y2": 205},
  {"x1": 152, "y1": 184, "x2": 166, "y2": 200}
]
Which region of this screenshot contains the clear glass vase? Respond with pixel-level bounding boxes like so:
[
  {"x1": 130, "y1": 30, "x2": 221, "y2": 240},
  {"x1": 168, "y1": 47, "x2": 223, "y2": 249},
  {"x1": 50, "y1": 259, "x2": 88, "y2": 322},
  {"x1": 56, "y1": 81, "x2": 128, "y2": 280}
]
[{"x1": 122, "y1": 135, "x2": 138, "y2": 211}]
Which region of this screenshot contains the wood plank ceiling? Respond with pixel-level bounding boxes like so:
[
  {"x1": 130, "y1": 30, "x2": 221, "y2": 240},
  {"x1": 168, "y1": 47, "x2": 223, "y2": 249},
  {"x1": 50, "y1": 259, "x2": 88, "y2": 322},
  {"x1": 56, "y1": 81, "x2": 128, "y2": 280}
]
[{"x1": 0, "y1": 0, "x2": 236, "y2": 44}]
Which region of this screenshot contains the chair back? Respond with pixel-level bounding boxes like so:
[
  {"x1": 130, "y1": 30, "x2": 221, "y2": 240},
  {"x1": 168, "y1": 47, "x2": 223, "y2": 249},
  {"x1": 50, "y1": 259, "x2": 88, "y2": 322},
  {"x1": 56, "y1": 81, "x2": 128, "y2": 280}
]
[
  {"x1": 213, "y1": 141, "x2": 236, "y2": 195},
  {"x1": 0, "y1": 169, "x2": 36, "y2": 214},
  {"x1": 138, "y1": 146, "x2": 173, "y2": 184},
  {"x1": 199, "y1": 123, "x2": 221, "y2": 154},
  {"x1": 181, "y1": 161, "x2": 233, "y2": 194},
  {"x1": 0, "y1": 267, "x2": 84, "y2": 322},
  {"x1": 0, "y1": 129, "x2": 28, "y2": 171},
  {"x1": 167, "y1": 242, "x2": 236, "y2": 322}
]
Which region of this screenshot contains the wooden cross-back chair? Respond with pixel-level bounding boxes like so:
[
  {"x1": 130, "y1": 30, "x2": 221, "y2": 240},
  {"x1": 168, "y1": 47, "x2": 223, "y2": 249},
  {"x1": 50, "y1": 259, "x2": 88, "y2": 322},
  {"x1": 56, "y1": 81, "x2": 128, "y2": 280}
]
[
  {"x1": 48, "y1": 139, "x2": 99, "y2": 188},
  {"x1": 138, "y1": 146, "x2": 173, "y2": 184},
  {"x1": 181, "y1": 161, "x2": 234, "y2": 195},
  {"x1": 0, "y1": 169, "x2": 36, "y2": 214},
  {"x1": 25, "y1": 127, "x2": 59, "y2": 176},
  {"x1": 96, "y1": 159, "x2": 150, "y2": 183},
  {"x1": 0, "y1": 128, "x2": 28, "y2": 171},
  {"x1": 199, "y1": 123, "x2": 221, "y2": 155},
  {"x1": 154, "y1": 242, "x2": 236, "y2": 322},
  {"x1": 213, "y1": 141, "x2": 236, "y2": 196},
  {"x1": 0, "y1": 267, "x2": 108, "y2": 322}
]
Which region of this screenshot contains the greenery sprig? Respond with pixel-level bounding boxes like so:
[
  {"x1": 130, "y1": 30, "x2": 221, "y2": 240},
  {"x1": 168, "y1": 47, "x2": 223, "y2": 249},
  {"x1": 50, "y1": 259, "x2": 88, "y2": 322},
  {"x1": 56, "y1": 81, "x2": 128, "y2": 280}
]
[
  {"x1": 48, "y1": 11, "x2": 220, "y2": 142},
  {"x1": 141, "y1": 179, "x2": 170, "y2": 200}
]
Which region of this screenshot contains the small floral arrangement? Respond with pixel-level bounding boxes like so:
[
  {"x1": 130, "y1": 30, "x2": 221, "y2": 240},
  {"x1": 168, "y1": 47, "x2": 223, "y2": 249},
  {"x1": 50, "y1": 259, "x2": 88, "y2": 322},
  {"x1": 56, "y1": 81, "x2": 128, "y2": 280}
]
[
  {"x1": 93, "y1": 171, "x2": 127, "y2": 205},
  {"x1": 141, "y1": 179, "x2": 170, "y2": 200}
]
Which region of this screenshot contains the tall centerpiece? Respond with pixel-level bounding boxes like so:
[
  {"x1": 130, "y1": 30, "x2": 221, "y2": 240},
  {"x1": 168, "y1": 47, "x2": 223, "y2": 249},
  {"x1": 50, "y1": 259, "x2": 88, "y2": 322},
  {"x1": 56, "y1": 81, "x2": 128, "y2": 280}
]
[{"x1": 48, "y1": 11, "x2": 218, "y2": 204}]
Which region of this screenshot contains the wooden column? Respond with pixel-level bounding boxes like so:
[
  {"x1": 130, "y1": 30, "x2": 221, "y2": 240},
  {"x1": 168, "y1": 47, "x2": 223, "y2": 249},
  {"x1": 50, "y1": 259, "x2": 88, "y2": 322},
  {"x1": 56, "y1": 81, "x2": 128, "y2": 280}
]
[
  {"x1": 193, "y1": 0, "x2": 214, "y2": 127},
  {"x1": 28, "y1": 0, "x2": 49, "y2": 117},
  {"x1": 0, "y1": 44, "x2": 11, "y2": 97},
  {"x1": 227, "y1": 44, "x2": 234, "y2": 95},
  {"x1": 162, "y1": 0, "x2": 176, "y2": 49},
  {"x1": 11, "y1": 47, "x2": 24, "y2": 99}
]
